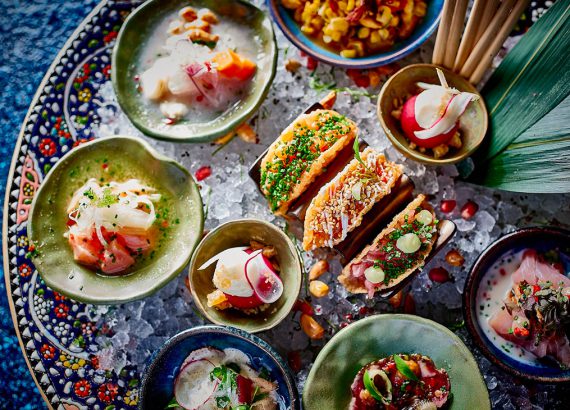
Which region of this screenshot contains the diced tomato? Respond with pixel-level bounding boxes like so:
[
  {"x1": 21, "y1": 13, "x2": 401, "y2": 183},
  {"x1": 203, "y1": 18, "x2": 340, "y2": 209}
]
[
  {"x1": 306, "y1": 57, "x2": 318, "y2": 71},
  {"x1": 224, "y1": 293, "x2": 264, "y2": 309},
  {"x1": 212, "y1": 50, "x2": 257, "y2": 80}
]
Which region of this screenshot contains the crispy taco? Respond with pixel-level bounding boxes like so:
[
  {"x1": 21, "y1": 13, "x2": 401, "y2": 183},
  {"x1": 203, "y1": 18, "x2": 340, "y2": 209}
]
[
  {"x1": 260, "y1": 109, "x2": 356, "y2": 215},
  {"x1": 339, "y1": 194, "x2": 438, "y2": 297},
  {"x1": 302, "y1": 147, "x2": 403, "y2": 251}
]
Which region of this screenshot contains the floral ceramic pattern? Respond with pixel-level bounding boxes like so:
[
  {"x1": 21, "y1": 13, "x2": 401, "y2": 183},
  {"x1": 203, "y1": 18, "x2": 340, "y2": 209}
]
[{"x1": 5, "y1": 1, "x2": 142, "y2": 408}]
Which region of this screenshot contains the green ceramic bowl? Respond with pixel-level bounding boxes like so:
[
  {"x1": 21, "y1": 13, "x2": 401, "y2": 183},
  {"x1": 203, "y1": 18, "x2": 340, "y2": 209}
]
[
  {"x1": 303, "y1": 314, "x2": 490, "y2": 409},
  {"x1": 112, "y1": 0, "x2": 277, "y2": 142},
  {"x1": 378, "y1": 64, "x2": 488, "y2": 165},
  {"x1": 27, "y1": 136, "x2": 204, "y2": 304},
  {"x1": 189, "y1": 219, "x2": 303, "y2": 333}
]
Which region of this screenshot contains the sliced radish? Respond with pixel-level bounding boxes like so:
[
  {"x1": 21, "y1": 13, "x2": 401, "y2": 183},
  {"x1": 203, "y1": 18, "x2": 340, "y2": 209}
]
[
  {"x1": 182, "y1": 347, "x2": 224, "y2": 369},
  {"x1": 401, "y1": 96, "x2": 457, "y2": 148},
  {"x1": 244, "y1": 252, "x2": 283, "y2": 304},
  {"x1": 174, "y1": 359, "x2": 217, "y2": 410},
  {"x1": 198, "y1": 247, "x2": 248, "y2": 270},
  {"x1": 414, "y1": 92, "x2": 477, "y2": 140}
]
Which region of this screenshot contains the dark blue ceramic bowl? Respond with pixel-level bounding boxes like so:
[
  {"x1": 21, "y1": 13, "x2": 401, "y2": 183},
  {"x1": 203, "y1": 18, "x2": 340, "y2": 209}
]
[
  {"x1": 267, "y1": 0, "x2": 443, "y2": 68},
  {"x1": 139, "y1": 326, "x2": 301, "y2": 409},
  {"x1": 464, "y1": 227, "x2": 570, "y2": 383}
]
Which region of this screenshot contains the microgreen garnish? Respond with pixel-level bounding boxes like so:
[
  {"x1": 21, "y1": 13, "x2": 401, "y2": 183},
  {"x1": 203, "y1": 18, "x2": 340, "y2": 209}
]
[
  {"x1": 309, "y1": 71, "x2": 375, "y2": 101},
  {"x1": 394, "y1": 355, "x2": 419, "y2": 381}
]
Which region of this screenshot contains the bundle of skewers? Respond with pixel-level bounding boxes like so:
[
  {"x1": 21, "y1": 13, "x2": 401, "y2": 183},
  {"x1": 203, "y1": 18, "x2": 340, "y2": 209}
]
[{"x1": 433, "y1": 0, "x2": 530, "y2": 84}]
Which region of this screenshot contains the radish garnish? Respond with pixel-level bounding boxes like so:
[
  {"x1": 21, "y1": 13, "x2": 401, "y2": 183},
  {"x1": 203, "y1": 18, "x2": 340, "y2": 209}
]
[
  {"x1": 182, "y1": 347, "x2": 224, "y2": 369},
  {"x1": 244, "y1": 251, "x2": 284, "y2": 304},
  {"x1": 174, "y1": 359, "x2": 217, "y2": 410},
  {"x1": 198, "y1": 247, "x2": 248, "y2": 271},
  {"x1": 409, "y1": 68, "x2": 478, "y2": 141}
]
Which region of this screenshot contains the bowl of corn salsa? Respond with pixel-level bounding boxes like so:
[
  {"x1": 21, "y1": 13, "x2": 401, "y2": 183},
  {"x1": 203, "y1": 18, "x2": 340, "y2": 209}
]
[{"x1": 267, "y1": 0, "x2": 443, "y2": 68}]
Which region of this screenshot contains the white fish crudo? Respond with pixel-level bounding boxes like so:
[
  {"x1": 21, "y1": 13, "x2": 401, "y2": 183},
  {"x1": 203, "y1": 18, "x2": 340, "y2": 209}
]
[
  {"x1": 199, "y1": 246, "x2": 283, "y2": 311},
  {"x1": 173, "y1": 347, "x2": 281, "y2": 410},
  {"x1": 413, "y1": 69, "x2": 479, "y2": 140},
  {"x1": 65, "y1": 179, "x2": 161, "y2": 275}
]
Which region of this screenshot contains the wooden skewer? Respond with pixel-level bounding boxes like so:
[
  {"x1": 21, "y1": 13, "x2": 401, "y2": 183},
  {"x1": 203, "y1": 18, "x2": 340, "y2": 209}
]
[
  {"x1": 469, "y1": 0, "x2": 530, "y2": 84},
  {"x1": 443, "y1": 0, "x2": 469, "y2": 69},
  {"x1": 453, "y1": 0, "x2": 488, "y2": 71},
  {"x1": 474, "y1": 0, "x2": 501, "y2": 44},
  {"x1": 432, "y1": 0, "x2": 458, "y2": 65},
  {"x1": 459, "y1": 0, "x2": 518, "y2": 78}
]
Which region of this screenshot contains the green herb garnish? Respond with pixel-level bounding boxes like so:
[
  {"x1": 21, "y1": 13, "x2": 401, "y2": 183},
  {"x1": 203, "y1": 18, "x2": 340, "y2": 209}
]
[{"x1": 394, "y1": 355, "x2": 419, "y2": 381}]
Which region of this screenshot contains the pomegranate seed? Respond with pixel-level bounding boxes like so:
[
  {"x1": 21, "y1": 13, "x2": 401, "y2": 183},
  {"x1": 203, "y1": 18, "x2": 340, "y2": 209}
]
[
  {"x1": 163, "y1": 117, "x2": 176, "y2": 125},
  {"x1": 287, "y1": 351, "x2": 302, "y2": 372},
  {"x1": 440, "y1": 199, "x2": 456, "y2": 213},
  {"x1": 358, "y1": 306, "x2": 371, "y2": 315},
  {"x1": 195, "y1": 166, "x2": 212, "y2": 181},
  {"x1": 461, "y1": 200, "x2": 479, "y2": 219},
  {"x1": 306, "y1": 57, "x2": 318, "y2": 70},
  {"x1": 293, "y1": 299, "x2": 314, "y2": 316},
  {"x1": 404, "y1": 294, "x2": 415, "y2": 314},
  {"x1": 354, "y1": 75, "x2": 370, "y2": 88},
  {"x1": 340, "y1": 322, "x2": 349, "y2": 329},
  {"x1": 300, "y1": 50, "x2": 307, "y2": 57},
  {"x1": 429, "y1": 267, "x2": 451, "y2": 283},
  {"x1": 344, "y1": 313, "x2": 353, "y2": 321}
]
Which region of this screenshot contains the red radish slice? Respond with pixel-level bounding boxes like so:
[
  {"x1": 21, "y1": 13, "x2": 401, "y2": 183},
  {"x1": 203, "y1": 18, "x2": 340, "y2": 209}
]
[
  {"x1": 198, "y1": 247, "x2": 248, "y2": 270},
  {"x1": 181, "y1": 347, "x2": 224, "y2": 369},
  {"x1": 237, "y1": 375, "x2": 254, "y2": 404},
  {"x1": 174, "y1": 359, "x2": 217, "y2": 410},
  {"x1": 414, "y1": 92, "x2": 476, "y2": 140},
  {"x1": 244, "y1": 252, "x2": 283, "y2": 304},
  {"x1": 401, "y1": 96, "x2": 457, "y2": 148}
]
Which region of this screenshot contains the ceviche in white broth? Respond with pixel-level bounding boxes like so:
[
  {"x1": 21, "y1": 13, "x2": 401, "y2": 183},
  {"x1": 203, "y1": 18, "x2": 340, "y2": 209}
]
[
  {"x1": 168, "y1": 346, "x2": 285, "y2": 409},
  {"x1": 137, "y1": 5, "x2": 262, "y2": 124}
]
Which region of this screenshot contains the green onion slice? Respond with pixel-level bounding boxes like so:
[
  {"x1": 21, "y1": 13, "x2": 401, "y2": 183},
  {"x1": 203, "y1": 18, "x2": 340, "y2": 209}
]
[{"x1": 363, "y1": 369, "x2": 392, "y2": 404}]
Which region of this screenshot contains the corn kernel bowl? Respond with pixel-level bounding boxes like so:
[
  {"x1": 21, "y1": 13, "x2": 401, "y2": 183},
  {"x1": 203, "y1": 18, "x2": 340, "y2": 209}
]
[{"x1": 267, "y1": 0, "x2": 444, "y2": 68}]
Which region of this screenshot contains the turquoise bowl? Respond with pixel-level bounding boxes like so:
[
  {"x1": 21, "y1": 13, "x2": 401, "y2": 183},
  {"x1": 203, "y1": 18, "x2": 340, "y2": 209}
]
[
  {"x1": 140, "y1": 325, "x2": 301, "y2": 409},
  {"x1": 267, "y1": 0, "x2": 443, "y2": 68},
  {"x1": 113, "y1": 0, "x2": 278, "y2": 142}
]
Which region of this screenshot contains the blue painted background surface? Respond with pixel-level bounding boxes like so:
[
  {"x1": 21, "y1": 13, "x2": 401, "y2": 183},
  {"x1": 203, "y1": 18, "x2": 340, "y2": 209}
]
[{"x1": 0, "y1": 1, "x2": 98, "y2": 408}]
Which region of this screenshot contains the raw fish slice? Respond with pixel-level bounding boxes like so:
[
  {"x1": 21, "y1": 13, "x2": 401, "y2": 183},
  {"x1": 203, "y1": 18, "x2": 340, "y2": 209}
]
[
  {"x1": 512, "y1": 249, "x2": 570, "y2": 287},
  {"x1": 119, "y1": 234, "x2": 152, "y2": 253},
  {"x1": 68, "y1": 233, "x2": 100, "y2": 266},
  {"x1": 490, "y1": 307, "x2": 570, "y2": 366},
  {"x1": 100, "y1": 240, "x2": 135, "y2": 274}
]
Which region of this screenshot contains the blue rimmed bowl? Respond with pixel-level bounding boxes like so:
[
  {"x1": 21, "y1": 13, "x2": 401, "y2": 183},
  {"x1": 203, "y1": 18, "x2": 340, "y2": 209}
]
[
  {"x1": 267, "y1": 0, "x2": 443, "y2": 68},
  {"x1": 139, "y1": 325, "x2": 301, "y2": 409},
  {"x1": 463, "y1": 227, "x2": 570, "y2": 383}
]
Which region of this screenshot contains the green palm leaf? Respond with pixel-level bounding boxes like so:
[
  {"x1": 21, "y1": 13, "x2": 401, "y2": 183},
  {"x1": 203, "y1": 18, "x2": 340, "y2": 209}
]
[{"x1": 470, "y1": 1, "x2": 570, "y2": 193}]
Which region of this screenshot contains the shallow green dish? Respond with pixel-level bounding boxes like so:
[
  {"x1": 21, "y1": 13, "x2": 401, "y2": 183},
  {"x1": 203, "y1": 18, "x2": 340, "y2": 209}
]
[
  {"x1": 28, "y1": 136, "x2": 204, "y2": 304},
  {"x1": 112, "y1": 0, "x2": 277, "y2": 142},
  {"x1": 189, "y1": 219, "x2": 303, "y2": 333},
  {"x1": 303, "y1": 314, "x2": 490, "y2": 409}
]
